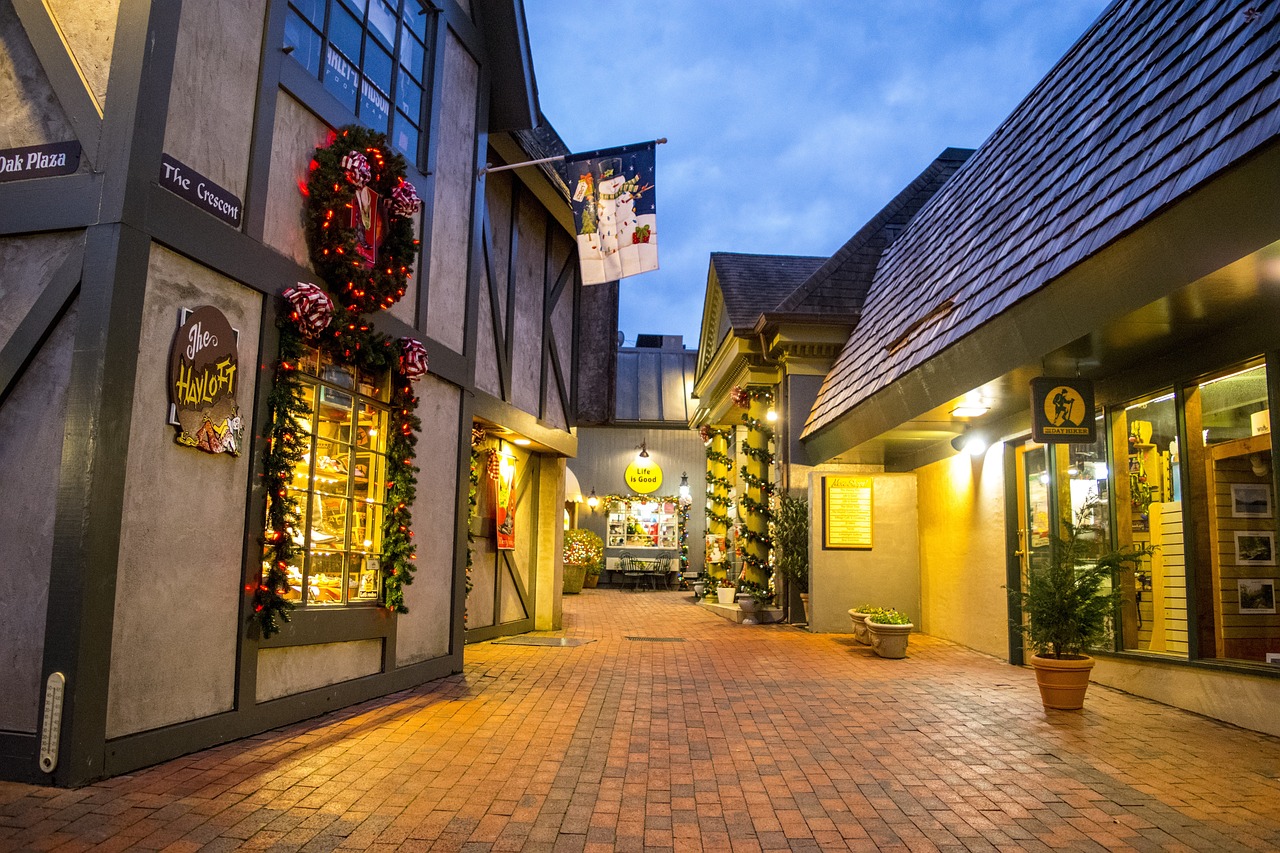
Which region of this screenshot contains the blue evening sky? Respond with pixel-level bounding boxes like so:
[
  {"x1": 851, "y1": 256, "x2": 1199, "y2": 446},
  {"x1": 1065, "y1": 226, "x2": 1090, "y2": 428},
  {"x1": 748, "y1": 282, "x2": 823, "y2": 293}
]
[{"x1": 524, "y1": 2, "x2": 1112, "y2": 350}]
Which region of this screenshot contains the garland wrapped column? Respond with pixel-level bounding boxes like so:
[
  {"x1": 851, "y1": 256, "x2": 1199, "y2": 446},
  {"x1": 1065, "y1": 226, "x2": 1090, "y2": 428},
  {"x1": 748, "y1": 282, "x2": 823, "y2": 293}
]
[
  {"x1": 730, "y1": 385, "x2": 776, "y2": 590},
  {"x1": 702, "y1": 425, "x2": 732, "y2": 582}
]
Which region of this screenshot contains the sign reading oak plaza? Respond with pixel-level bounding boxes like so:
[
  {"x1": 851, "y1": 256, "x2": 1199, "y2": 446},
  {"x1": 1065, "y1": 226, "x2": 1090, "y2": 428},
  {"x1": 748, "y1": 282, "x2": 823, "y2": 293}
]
[{"x1": 1030, "y1": 377, "x2": 1097, "y2": 443}]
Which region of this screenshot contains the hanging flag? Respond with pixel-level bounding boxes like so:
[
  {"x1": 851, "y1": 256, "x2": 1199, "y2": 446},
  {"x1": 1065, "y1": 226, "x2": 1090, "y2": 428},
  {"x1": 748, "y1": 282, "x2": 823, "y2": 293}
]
[{"x1": 558, "y1": 141, "x2": 658, "y2": 285}]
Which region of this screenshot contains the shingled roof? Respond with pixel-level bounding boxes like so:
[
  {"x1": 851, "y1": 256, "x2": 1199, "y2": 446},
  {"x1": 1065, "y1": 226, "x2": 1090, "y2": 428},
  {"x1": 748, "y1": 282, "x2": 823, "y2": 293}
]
[
  {"x1": 775, "y1": 148, "x2": 973, "y2": 317},
  {"x1": 712, "y1": 252, "x2": 826, "y2": 333},
  {"x1": 804, "y1": 0, "x2": 1280, "y2": 439}
]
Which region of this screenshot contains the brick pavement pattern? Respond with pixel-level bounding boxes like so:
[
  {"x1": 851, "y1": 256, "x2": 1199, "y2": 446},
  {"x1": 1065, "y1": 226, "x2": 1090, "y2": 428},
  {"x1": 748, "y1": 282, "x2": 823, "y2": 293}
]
[{"x1": 3, "y1": 590, "x2": 1280, "y2": 852}]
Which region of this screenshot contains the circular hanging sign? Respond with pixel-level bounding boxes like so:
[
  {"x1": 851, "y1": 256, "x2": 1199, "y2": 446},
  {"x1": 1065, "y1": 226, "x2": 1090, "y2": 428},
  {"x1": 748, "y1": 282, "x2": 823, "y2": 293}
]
[
  {"x1": 168, "y1": 305, "x2": 243, "y2": 456},
  {"x1": 624, "y1": 459, "x2": 663, "y2": 494}
]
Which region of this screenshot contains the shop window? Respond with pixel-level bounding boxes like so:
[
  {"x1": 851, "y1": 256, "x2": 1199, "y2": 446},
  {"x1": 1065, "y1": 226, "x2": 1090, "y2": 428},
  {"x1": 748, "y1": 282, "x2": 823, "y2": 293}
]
[
  {"x1": 283, "y1": 0, "x2": 432, "y2": 162},
  {"x1": 605, "y1": 499, "x2": 679, "y2": 549},
  {"x1": 1183, "y1": 361, "x2": 1278, "y2": 664},
  {"x1": 1111, "y1": 390, "x2": 1184, "y2": 657},
  {"x1": 273, "y1": 346, "x2": 390, "y2": 607}
]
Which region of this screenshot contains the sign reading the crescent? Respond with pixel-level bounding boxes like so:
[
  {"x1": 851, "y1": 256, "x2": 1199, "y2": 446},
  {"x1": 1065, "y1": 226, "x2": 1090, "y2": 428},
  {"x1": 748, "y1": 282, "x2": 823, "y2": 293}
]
[
  {"x1": 168, "y1": 305, "x2": 243, "y2": 456},
  {"x1": 1030, "y1": 377, "x2": 1096, "y2": 444}
]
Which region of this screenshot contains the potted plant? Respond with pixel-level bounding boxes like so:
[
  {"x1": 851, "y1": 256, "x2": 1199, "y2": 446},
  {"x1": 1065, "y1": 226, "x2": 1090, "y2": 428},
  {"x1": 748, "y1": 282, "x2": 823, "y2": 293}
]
[
  {"x1": 715, "y1": 576, "x2": 737, "y2": 605},
  {"x1": 847, "y1": 605, "x2": 877, "y2": 644},
  {"x1": 562, "y1": 528, "x2": 603, "y2": 595},
  {"x1": 691, "y1": 577, "x2": 706, "y2": 599},
  {"x1": 736, "y1": 579, "x2": 771, "y2": 625},
  {"x1": 583, "y1": 560, "x2": 602, "y2": 589},
  {"x1": 775, "y1": 495, "x2": 810, "y2": 623},
  {"x1": 864, "y1": 607, "x2": 913, "y2": 658},
  {"x1": 1011, "y1": 498, "x2": 1152, "y2": 710}
]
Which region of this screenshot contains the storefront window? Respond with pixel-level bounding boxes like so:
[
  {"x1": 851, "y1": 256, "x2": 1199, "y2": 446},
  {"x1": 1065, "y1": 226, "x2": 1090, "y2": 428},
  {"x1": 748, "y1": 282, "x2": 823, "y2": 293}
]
[
  {"x1": 283, "y1": 0, "x2": 432, "y2": 162},
  {"x1": 273, "y1": 346, "x2": 390, "y2": 606},
  {"x1": 1111, "y1": 390, "x2": 1184, "y2": 656},
  {"x1": 1184, "y1": 360, "x2": 1278, "y2": 664},
  {"x1": 605, "y1": 499, "x2": 679, "y2": 549}
]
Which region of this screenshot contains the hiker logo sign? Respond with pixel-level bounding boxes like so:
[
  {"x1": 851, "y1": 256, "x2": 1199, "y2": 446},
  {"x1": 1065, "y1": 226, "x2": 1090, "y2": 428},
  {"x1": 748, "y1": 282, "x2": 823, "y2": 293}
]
[{"x1": 1030, "y1": 377, "x2": 1096, "y2": 443}]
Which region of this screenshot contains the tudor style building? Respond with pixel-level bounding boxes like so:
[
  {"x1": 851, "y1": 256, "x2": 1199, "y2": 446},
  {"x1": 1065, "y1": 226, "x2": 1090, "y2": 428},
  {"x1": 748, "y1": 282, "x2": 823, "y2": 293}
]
[{"x1": 0, "y1": 0, "x2": 612, "y2": 785}]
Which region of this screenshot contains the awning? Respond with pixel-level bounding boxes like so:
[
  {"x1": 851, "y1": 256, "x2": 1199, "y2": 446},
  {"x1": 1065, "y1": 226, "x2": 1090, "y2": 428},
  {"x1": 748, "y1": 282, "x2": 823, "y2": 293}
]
[{"x1": 564, "y1": 467, "x2": 584, "y2": 503}]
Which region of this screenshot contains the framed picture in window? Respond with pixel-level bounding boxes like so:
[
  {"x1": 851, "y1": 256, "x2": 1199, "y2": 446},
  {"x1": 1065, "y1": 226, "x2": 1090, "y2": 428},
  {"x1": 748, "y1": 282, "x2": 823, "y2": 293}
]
[
  {"x1": 1230, "y1": 483, "x2": 1272, "y2": 518},
  {"x1": 1234, "y1": 531, "x2": 1276, "y2": 566},
  {"x1": 1238, "y1": 578, "x2": 1277, "y2": 614}
]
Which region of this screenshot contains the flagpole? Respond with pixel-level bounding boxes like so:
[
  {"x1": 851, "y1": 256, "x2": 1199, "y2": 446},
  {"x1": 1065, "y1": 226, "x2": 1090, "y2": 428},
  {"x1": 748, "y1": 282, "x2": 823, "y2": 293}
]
[{"x1": 478, "y1": 138, "x2": 667, "y2": 177}]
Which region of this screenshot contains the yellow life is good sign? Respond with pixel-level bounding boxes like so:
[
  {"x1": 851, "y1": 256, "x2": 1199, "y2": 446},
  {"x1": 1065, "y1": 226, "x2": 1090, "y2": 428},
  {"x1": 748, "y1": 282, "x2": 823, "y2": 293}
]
[{"x1": 624, "y1": 459, "x2": 663, "y2": 494}]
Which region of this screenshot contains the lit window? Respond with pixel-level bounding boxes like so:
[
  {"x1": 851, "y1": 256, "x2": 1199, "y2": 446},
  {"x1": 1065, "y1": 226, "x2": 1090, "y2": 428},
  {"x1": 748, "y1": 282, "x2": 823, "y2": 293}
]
[{"x1": 283, "y1": 0, "x2": 431, "y2": 163}]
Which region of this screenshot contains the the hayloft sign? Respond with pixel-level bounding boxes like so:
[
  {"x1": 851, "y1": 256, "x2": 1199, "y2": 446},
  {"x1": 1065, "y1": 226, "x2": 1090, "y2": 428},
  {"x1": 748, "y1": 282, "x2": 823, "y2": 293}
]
[{"x1": 168, "y1": 306, "x2": 243, "y2": 456}]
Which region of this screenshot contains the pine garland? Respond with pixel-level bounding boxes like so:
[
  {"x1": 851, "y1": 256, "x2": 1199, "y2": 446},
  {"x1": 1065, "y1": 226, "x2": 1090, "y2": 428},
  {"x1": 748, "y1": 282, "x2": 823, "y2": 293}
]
[{"x1": 382, "y1": 376, "x2": 421, "y2": 613}]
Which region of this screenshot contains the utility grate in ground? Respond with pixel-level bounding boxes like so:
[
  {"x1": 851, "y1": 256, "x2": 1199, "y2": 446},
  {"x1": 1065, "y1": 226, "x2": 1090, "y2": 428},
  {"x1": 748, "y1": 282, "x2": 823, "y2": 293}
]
[{"x1": 625, "y1": 636, "x2": 685, "y2": 642}]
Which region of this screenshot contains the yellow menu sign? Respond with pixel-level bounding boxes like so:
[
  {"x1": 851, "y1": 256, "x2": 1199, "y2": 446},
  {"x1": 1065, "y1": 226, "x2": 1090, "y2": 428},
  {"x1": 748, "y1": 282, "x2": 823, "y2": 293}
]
[{"x1": 823, "y1": 476, "x2": 873, "y2": 549}]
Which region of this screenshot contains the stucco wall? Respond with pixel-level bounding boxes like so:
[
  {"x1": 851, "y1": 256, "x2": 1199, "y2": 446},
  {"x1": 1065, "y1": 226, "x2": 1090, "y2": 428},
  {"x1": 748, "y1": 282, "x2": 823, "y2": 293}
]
[
  {"x1": 0, "y1": 303, "x2": 77, "y2": 732},
  {"x1": 0, "y1": 233, "x2": 81, "y2": 351},
  {"x1": 262, "y1": 92, "x2": 326, "y2": 269},
  {"x1": 106, "y1": 244, "x2": 262, "y2": 739},
  {"x1": 163, "y1": 0, "x2": 264, "y2": 199},
  {"x1": 474, "y1": 168, "x2": 510, "y2": 399},
  {"x1": 256, "y1": 640, "x2": 382, "y2": 703},
  {"x1": 0, "y1": 3, "x2": 76, "y2": 148},
  {"x1": 425, "y1": 29, "x2": 477, "y2": 354},
  {"x1": 510, "y1": 189, "x2": 545, "y2": 416},
  {"x1": 917, "y1": 446, "x2": 1009, "y2": 658},
  {"x1": 808, "y1": 472, "x2": 920, "y2": 633},
  {"x1": 47, "y1": 0, "x2": 117, "y2": 109},
  {"x1": 395, "y1": 375, "x2": 462, "y2": 666}
]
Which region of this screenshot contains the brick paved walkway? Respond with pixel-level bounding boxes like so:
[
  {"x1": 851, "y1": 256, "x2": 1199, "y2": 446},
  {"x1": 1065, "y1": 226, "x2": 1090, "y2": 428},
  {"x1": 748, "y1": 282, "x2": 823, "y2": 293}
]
[{"x1": 3, "y1": 590, "x2": 1280, "y2": 852}]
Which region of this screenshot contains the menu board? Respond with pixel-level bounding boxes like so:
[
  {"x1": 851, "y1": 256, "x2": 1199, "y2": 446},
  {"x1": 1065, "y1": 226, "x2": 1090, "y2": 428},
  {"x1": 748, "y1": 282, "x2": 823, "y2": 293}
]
[{"x1": 823, "y1": 476, "x2": 873, "y2": 549}]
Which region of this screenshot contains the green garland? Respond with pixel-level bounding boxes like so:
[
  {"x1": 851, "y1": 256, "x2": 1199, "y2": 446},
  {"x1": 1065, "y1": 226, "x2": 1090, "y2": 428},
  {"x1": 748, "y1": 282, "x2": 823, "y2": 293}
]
[
  {"x1": 305, "y1": 125, "x2": 419, "y2": 314},
  {"x1": 465, "y1": 436, "x2": 482, "y2": 626},
  {"x1": 382, "y1": 375, "x2": 421, "y2": 613}
]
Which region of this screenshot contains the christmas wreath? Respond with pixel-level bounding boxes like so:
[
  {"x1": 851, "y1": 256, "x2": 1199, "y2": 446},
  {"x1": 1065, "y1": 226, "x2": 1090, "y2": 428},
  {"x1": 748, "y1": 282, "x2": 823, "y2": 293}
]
[{"x1": 304, "y1": 125, "x2": 422, "y2": 315}]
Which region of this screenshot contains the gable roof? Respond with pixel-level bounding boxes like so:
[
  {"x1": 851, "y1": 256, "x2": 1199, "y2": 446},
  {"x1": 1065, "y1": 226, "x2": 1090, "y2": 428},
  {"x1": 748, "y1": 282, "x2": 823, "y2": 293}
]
[
  {"x1": 804, "y1": 0, "x2": 1280, "y2": 440},
  {"x1": 712, "y1": 252, "x2": 826, "y2": 333}
]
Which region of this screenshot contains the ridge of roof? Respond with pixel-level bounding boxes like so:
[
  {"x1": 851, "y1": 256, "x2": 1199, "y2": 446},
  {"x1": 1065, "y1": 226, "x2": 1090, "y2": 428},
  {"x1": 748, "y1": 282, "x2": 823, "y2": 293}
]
[{"x1": 711, "y1": 252, "x2": 827, "y2": 333}]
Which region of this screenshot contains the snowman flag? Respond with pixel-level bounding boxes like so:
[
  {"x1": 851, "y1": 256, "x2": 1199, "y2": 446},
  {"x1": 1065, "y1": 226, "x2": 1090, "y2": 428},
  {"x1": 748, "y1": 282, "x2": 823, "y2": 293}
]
[{"x1": 558, "y1": 141, "x2": 658, "y2": 285}]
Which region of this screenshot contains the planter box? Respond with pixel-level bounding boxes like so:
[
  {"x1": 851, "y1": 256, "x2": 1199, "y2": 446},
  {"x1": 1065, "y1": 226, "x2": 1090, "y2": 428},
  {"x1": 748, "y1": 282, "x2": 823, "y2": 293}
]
[
  {"x1": 866, "y1": 620, "x2": 913, "y2": 658},
  {"x1": 848, "y1": 609, "x2": 871, "y2": 644},
  {"x1": 563, "y1": 563, "x2": 587, "y2": 594}
]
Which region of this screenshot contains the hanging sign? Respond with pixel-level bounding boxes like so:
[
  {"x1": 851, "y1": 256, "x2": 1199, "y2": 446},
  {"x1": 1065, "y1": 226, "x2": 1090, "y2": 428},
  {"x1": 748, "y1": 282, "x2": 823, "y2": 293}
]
[
  {"x1": 494, "y1": 452, "x2": 517, "y2": 550},
  {"x1": 823, "y1": 475, "x2": 873, "y2": 549},
  {"x1": 1030, "y1": 377, "x2": 1096, "y2": 443},
  {"x1": 558, "y1": 141, "x2": 658, "y2": 285},
  {"x1": 160, "y1": 154, "x2": 243, "y2": 227},
  {"x1": 0, "y1": 140, "x2": 80, "y2": 182},
  {"x1": 624, "y1": 458, "x2": 663, "y2": 494},
  {"x1": 168, "y1": 306, "x2": 243, "y2": 456}
]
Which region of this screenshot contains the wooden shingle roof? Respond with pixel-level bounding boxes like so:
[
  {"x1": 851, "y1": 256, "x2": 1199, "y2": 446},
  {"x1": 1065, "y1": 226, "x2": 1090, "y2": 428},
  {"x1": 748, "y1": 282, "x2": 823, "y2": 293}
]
[
  {"x1": 712, "y1": 253, "x2": 826, "y2": 333},
  {"x1": 804, "y1": 0, "x2": 1280, "y2": 438}
]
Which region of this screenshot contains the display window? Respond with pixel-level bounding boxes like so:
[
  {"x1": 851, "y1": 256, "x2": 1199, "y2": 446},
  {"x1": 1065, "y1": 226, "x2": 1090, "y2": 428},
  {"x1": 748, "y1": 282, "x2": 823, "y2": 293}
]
[
  {"x1": 605, "y1": 499, "x2": 679, "y2": 549},
  {"x1": 271, "y1": 346, "x2": 390, "y2": 607}
]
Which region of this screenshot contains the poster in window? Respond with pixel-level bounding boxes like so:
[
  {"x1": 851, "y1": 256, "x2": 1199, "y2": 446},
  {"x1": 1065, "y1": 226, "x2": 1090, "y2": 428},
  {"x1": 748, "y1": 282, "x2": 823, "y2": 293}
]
[{"x1": 494, "y1": 452, "x2": 517, "y2": 550}]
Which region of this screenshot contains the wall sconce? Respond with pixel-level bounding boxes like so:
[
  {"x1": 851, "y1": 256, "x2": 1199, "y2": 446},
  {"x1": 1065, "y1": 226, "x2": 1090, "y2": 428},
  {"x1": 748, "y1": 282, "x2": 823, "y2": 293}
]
[
  {"x1": 951, "y1": 429, "x2": 987, "y2": 457},
  {"x1": 678, "y1": 472, "x2": 691, "y2": 504},
  {"x1": 586, "y1": 488, "x2": 599, "y2": 510},
  {"x1": 765, "y1": 407, "x2": 777, "y2": 423},
  {"x1": 635, "y1": 441, "x2": 650, "y2": 464}
]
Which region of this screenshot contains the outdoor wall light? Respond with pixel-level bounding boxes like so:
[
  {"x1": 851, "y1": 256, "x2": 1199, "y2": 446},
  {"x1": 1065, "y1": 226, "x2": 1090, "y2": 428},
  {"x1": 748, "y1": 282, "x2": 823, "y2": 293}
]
[
  {"x1": 950, "y1": 401, "x2": 990, "y2": 418},
  {"x1": 766, "y1": 407, "x2": 778, "y2": 423},
  {"x1": 951, "y1": 430, "x2": 987, "y2": 456},
  {"x1": 586, "y1": 488, "x2": 599, "y2": 510},
  {"x1": 635, "y1": 441, "x2": 650, "y2": 463},
  {"x1": 678, "y1": 472, "x2": 691, "y2": 504}
]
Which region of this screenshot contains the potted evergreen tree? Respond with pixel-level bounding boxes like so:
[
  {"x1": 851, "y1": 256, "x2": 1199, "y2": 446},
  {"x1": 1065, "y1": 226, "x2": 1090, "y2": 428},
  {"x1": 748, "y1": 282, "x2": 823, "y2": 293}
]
[
  {"x1": 775, "y1": 495, "x2": 810, "y2": 623},
  {"x1": 1011, "y1": 498, "x2": 1152, "y2": 710},
  {"x1": 562, "y1": 528, "x2": 603, "y2": 595}
]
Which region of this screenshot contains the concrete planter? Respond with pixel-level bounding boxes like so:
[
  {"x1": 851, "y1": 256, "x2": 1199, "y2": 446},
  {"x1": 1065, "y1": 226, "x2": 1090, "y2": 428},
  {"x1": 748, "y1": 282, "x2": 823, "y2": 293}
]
[
  {"x1": 692, "y1": 581, "x2": 706, "y2": 599},
  {"x1": 866, "y1": 620, "x2": 913, "y2": 659},
  {"x1": 563, "y1": 563, "x2": 587, "y2": 594},
  {"x1": 738, "y1": 596, "x2": 760, "y2": 625},
  {"x1": 1030, "y1": 654, "x2": 1095, "y2": 710},
  {"x1": 716, "y1": 587, "x2": 736, "y2": 605},
  {"x1": 848, "y1": 609, "x2": 872, "y2": 645}
]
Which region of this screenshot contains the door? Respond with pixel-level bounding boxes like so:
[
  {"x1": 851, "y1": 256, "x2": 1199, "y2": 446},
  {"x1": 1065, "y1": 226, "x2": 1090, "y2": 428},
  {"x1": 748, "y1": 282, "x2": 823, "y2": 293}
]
[{"x1": 1011, "y1": 441, "x2": 1053, "y2": 663}]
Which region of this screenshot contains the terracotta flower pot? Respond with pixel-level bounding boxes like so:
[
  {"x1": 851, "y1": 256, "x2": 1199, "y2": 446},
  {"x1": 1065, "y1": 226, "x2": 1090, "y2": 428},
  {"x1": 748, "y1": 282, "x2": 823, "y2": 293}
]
[
  {"x1": 1030, "y1": 654, "x2": 1095, "y2": 710},
  {"x1": 865, "y1": 620, "x2": 913, "y2": 659},
  {"x1": 582, "y1": 572, "x2": 599, "y2": 589}
]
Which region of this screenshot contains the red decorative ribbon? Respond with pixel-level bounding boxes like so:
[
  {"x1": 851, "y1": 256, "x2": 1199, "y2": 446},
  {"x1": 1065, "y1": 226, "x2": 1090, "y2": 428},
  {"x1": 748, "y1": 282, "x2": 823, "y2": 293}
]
[
  {"x1": 341, "y1": 150, "x2": 372, "y2": 187},
  {"x1": 282, "y1": 282, "x2": 334, "y2": 336},
  {"x1": 399, "y1": 337, "x2": 429, "y2": 380},
  {"x1": 391, "y1": 179, "x2": 422, "y2": 217},
  {"x1": 729, "y1": 385, "x2": 750, "y2": 409}
]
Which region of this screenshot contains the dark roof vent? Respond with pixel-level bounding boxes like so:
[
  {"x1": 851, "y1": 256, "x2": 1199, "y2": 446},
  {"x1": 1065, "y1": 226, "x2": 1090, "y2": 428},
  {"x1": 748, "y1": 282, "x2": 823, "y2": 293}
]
[{"x1": 635, "y1": 334, "x2": 664, "y2": 348}]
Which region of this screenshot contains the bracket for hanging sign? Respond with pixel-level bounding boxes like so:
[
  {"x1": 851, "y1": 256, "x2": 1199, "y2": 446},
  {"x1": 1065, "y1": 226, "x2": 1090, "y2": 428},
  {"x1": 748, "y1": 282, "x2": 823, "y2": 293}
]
[{"x1": 39, "y1": 672, "x2": 66, "y2": 774}]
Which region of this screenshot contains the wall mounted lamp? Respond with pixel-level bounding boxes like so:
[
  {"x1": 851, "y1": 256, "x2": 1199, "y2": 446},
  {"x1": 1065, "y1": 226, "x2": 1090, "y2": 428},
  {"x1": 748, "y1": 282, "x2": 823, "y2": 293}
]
[
  {"x1": 678, "y1": 472, "x2": 691, "y2": 504},
  {"x1": 586, "y1": 488, "x2": 599, "y2": 510},
  {"x1": 951, "y1": 429, "x2": 987, "y2": 457}
]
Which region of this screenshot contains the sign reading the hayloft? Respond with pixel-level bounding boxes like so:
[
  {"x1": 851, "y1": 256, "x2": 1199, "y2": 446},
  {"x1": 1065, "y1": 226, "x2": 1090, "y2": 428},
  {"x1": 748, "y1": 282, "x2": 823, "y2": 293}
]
[
  {"x1": 0, "y1": 140, "x2": 81, "y2": 182},
  {"x1": 160, "y1": 154, "x2": 243, "y2": 227},
  {"x1": 1030, "y1": 377, "x2": 1097, "y2": 443},
  {"x1": 823, "y1": 475, "x2": 873, "y2": 549},
  {"x1": 168, "y1": 306, "x2": 243, "y2": 456}
]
